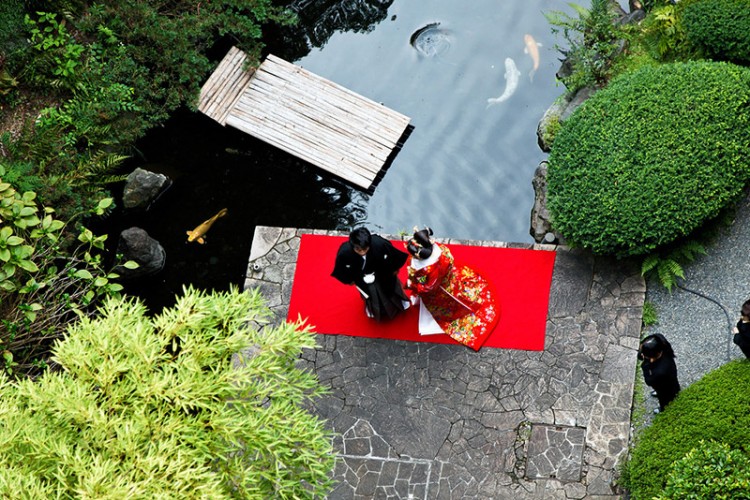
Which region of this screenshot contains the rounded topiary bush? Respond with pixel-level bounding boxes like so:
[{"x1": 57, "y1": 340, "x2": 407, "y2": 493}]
[
  {"x1": 547, "y1": 61, "x2": 750, "y2": 257},
  {"x1": 682, "y1": 0, "x2": 750, "y2": 64},
  {"x1": 621, "y1": 360, "x2": 750, "y2": 499}
]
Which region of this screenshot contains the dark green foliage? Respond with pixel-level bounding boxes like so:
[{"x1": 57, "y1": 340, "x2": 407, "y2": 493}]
[
  {"x1": 621, "y1": 360, "x2": 750, "y2": 499},
  {"x1": 0, "y1": 1, "x2": 26, "y2": 55},
  {"x1": 547, "y1": 61, "x2": 750, "y2": 257},
  {"x1": 76, "y1": 0, "x2": 295, "y2": 126},
  {"x1": 656, "y1": 441, "x2": 750, "y2": 499},
  {"x1": 683, "y1": 0, "x2": 750, "y2": 64},
  {"x1": 544, "y1": 0, "x2": 630, "y2": 94}
]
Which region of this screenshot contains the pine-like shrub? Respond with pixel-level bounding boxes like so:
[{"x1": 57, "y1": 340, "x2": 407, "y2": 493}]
[
  {"x1": 682, "y1": 0, "x2": 750, "y2": 64},
  {"x1": 0, "y1": 286, "x2": 335, "y2": 498},
  {"x1": 620, "y1": 360, "x2": 750, "y2": 499},
  {"x1": 547, "y1": 61, "x2": 750, "y2": 257}
]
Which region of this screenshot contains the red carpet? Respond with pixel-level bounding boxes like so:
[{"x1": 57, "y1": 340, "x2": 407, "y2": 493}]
[{"x1": 287, "y1": 234, "x2": 556, "y2": 351}]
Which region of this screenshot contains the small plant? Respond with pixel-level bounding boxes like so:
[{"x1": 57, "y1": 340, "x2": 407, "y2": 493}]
[
  {"x1": 0, "y1": 175, "x2": 136, "y2": 377},
  {"x1": 639, "y1": 2, "x2": 693, "y2": 62},
  {"x1": 641, "y1": 239, "x2": 709, "y2": 291},
  {"x1": 642, "y1": 301, "x2": 658, "y2": 326},
  {"x1": 545, "y1": 0, "x2": 630, "y2": 94},
  {"x1": 24, "y1": 12, "x2": 86, "y2": 90}
]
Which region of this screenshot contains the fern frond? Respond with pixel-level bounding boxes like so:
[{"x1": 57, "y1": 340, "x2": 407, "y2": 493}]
[
  {"x1": 641, "y1": 254, "x2": 660, "y2": 275},
  {"x1": 657, "y1": 258, "x2": 684, "y2": 292},
  {"x1": 568, "y1": 2, "x2": 591, "y2": 18}
]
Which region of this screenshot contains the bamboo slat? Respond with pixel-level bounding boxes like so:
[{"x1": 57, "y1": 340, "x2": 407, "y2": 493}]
[{"x1": 197, "y1": 48, "x2": 411, "y2": 189}]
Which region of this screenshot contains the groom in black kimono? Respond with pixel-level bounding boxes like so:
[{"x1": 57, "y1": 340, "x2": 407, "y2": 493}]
[{"x1": 331, "y1": 227, "x2": 410, "y2": 322}]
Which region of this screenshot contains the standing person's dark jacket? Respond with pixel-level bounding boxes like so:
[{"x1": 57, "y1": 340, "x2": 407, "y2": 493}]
[{"x1": 332, "y1": 233, "x2": 408, "y2": 321}]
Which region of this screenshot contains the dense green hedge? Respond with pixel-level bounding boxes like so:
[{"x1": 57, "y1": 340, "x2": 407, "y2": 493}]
[
  {"x1": 621, "y1": 360, "x2": 750, "y2": 499},
  {"x1": 547, "y1": 61, "x2": 750, "y2": 256},
  {"x1": 682, "y1": 0, "x2": 750, "y2": 64}
]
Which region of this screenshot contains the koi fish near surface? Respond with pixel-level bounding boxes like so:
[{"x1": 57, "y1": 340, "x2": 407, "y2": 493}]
[
  {"x1": 487, "y1": 57, "x2": 521, "y2": 106},
  {"x1": 524, "y1": 34, "x2": 541, "y2": 82},
  {"x1": 186, "y1": 208, "x2": 228, "y2": 244}
]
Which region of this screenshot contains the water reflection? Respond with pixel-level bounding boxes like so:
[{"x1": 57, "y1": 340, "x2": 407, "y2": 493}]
[{"x1": 276, "y1": 0, "x2": 394, "y2": 59}]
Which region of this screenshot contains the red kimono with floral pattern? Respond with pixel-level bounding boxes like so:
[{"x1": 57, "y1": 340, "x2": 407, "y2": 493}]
[{"x1": 406, "y1": 244, "x2": 499, "y2": 350}]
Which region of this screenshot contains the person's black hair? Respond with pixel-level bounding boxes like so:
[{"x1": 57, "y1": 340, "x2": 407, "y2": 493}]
[
  {"x1": 407, "y1": 227, "x2": 434, "y2": 260},
  {"x1": 741, "y1": 299, "x2": 750, "y2": 318},
  {"x1": 639, "y1": 333, "x2": 675, "y2": 359},
  {"x1": 349, "y1": 227, "x2": 372, "y2": 249}
]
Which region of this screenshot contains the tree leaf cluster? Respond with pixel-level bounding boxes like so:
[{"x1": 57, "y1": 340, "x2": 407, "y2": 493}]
[{"x1": 0, "y1": 286, "x2": 334, "y2": 498}]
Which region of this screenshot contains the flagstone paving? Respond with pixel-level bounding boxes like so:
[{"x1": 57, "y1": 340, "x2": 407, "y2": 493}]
[{"x1": 245, "y1": 226, "x2": 644, "y2": 499}]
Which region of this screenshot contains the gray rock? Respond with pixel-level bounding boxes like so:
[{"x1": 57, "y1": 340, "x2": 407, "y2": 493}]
[
  {"x1": 113, "y1": 227, "x2": 166, "y2": 279},
  {"x1": 616, "y1": 9, "x2": 646, "y2": 26},
  {"x1": 530, "y1": 161, "x2": 553, "y2": 243},
  {"x1": 537, "y1": 97, "x2": 570, "y2": 152},
  {"x1": 122, "y1": 167, "x2": 171, "y2": 210},
  {"x1": 560, "y1": 86, "x2": 598, "y2": 122}
]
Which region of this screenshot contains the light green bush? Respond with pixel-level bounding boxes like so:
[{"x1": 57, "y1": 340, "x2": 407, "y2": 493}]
[
  {"x1": 547, "y1": 61, "x2": 750, "y2": 257},
  {"x1": 656, "y1": 441, "x2": 750, "y2": 500},
  {"x1": 621, "y1": 360, "x2": 750, "y2": 499},
  {"x1": 0, "y1": 286, "x2": 335, "y2": 498}
]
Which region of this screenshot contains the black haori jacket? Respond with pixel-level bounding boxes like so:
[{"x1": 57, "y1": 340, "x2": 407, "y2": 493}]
[{"x1": 331, "y1": 234, "x2": 407, "y2": 290}]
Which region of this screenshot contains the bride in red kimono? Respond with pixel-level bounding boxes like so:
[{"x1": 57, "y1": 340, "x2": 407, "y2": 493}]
[{"x1": 405, "y1": 227, "x2": 499, "y2": 351}]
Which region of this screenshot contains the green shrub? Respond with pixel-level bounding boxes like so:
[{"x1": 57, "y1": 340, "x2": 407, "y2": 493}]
[
  {"x1": 0, "y1": 176, "x2": 134, "y2": 377},
  {"x1": 639, "y1": 1, "x2": 694, "y2": 62},
  {"x1": 655, "y1": 441, "x2": 750, "y2": 499},
  {"x1": 621, "y1": 360, "x2": 750, "y2": 499},
  {"x1": 0, "y1": 286, "x2": 335, "y2": 497},
  {"x1": 75, "y1": 0, "x2": 296, "y2": 126},
  {"x1": 683, "y1": 0, "x2": 750, "y2": 64},
  {"x1": 545, "y1": 0, "x2": 631, "y2": 94},
  {"x1": 547, "y1": 61, "x2": 750, "y2": 257}
]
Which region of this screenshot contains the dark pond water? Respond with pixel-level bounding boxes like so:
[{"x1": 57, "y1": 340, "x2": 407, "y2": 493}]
[{"x1": 110, "y1": 0, "x2": 577, "y2": 310}]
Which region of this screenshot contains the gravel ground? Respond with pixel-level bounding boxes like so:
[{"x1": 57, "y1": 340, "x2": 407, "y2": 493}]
[{"x1": 641, "y1": 189, "x2": 750, "y2": 417}]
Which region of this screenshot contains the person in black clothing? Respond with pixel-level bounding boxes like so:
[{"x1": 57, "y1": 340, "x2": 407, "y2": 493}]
[
  {"x1": 331, "y1": 227, "x2": 410, "y2": 322},
  {"x1": 732, "y1": 299, "x2": 750, "y2": 359},
  {"x1": 639, "y1": 333, "x2": 681, "y2": 414}
]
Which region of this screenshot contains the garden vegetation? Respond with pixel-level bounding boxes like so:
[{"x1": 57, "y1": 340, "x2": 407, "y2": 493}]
[
  {"x1": 547, "y1": 60, "x2": 750, "y2": 257},
  {"x1": 1, "y1": 1, "x2": 336, "y2": 495},
  {"x1": 620, "y1": 360, "x2": 750, "y2": 499},
  {"x1": 0, "y1": 286, "x2": 334, "y2": 498}
]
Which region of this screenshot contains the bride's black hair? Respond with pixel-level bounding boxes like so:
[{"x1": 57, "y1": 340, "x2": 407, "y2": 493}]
[{"x1": 407, "y1": 227, "x2": 434, "y2": 260}]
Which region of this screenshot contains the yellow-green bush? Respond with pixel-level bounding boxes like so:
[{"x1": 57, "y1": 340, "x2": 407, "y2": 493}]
[{"x1": 0, "y1": 286, "x2": 334, "y2": 498}]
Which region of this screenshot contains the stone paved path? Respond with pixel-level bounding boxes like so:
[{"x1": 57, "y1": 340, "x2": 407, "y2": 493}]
[{"x1": 245, "y1": 227, "x2": 645, "y2": 499}]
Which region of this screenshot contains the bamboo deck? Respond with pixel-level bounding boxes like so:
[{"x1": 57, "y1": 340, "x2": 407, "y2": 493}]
[{"x1": 198, "y1": 49, "x2": 411, "y2": 190}]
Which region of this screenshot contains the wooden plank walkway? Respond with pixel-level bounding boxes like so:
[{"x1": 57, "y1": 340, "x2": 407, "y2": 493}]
[{"x1": 198, "y1": 49, "x2": 411, "y2": 190}]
